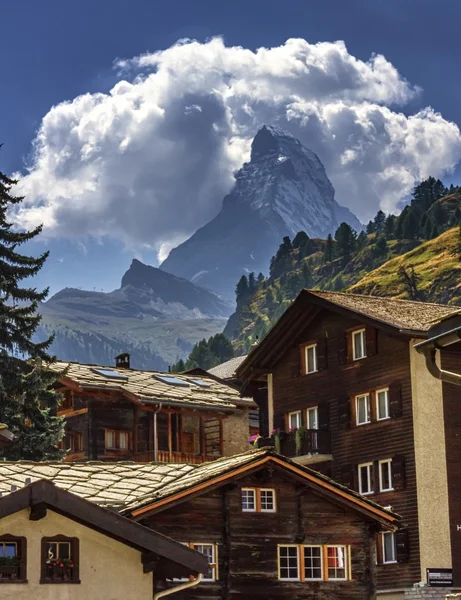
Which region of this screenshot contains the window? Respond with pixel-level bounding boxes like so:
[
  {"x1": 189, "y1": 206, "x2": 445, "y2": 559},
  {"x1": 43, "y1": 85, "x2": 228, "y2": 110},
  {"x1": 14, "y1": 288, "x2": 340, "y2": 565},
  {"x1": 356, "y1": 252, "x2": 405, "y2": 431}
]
[
  {"x1": 288, "y1": 411, "x2": 302, "y2": 430},
  {"x1": 379, "y1": 459, "x2": 393, "y2": 492},
  {"x1": 304, "y1": 344, "x2": 317, "y2": 374},
  {"x1": 187, "y1": 379, "x2": 211, "y2": 388},
  {"x1": 358, "y1": 462, "x2": 374, "y2": 495},
  {"x1": 41, "y1": 536, "x2": 79, "y2": 584},
  {"x1": 178, "y1": 544, "x2": 218, "y2": 581},
  {"x1": 382, "y1": 532, "x2": 396, "y2": 564},
  {"x1": 306, "y1": 407, "x2": 318, "y2": 430},
  {"x1": 327, "y1": 546, "x2": 347, "y2": 580},
  {"x1": 356, "y1": 394, "x2": 371, "y2": 425},
  {"x1": 241, "y1": 488, "x2": 276, "y2": 513},
  {"x1": 303, "y1": 546, "x2": 322, "y2": 580},
  {"x1": 376, "y1": 389, "x2": 390, "y2": 420},
  {"x1": 352, "y1": 329, "x2": 367, "y2": 360},
  {"x1": 58, "y1": 392, "x2": 74, "y2": 411},
  {"x1": 153, "y1": 375, "x2": 190, "y2": 387},
  {"x1": 241, "y1": 488, "x2": 256, "y2": 512},
  {"x1": 93, "y1": 368, "x2": 128, "y2": 381},
  {"x1": 260, "y1": 489, "x2": 276, "y2": 512},
  {"x1": 278, "y1": 546, "x2": 299, "y2": 580},
  {"x1": 105, "y1": 430, "x2": 131, "y2": 451},
  {"x1": 0, "y1": 536, "x2": 26, "y2": 582},
  {"x1": 64, "y1": 432, "x2": 83, "y2": 453},
  {"x1": 278, "y1": 545, "x2": 350, "y2": 582}
]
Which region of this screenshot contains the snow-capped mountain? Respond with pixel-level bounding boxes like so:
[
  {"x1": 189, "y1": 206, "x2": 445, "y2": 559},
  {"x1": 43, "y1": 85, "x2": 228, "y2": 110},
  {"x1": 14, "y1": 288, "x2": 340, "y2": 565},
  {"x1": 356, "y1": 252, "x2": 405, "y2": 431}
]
[{"x1": 161, "y1": 125, "x2": 362, "y2": 299}]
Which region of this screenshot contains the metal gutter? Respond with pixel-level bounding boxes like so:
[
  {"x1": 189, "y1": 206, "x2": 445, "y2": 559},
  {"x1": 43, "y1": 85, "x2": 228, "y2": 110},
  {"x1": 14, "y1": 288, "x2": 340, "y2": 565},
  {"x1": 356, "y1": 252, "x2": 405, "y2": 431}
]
[{"x1": 154, "y1": 574, "x2": 202, "y2": 599}]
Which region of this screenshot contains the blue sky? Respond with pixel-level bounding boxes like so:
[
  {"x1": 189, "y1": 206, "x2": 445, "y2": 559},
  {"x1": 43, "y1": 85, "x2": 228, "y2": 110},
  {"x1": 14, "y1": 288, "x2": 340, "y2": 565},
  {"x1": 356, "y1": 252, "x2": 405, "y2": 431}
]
[{"x1": 2, "y1": 0, "x2": 461, "y2": 296}]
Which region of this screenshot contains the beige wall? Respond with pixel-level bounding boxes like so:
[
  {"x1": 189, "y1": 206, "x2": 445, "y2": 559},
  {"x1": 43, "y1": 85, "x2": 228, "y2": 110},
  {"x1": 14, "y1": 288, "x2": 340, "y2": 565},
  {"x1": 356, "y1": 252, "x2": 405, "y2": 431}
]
[
  {"x1": 410, "y1": 341, "x2": 452, "y2": 579},
  {"x1": 222, "y1": 409, "x2": 250, "y2": 455},
  {"x1": 0, "y1": 508, "x2": 153, "y2": 600}
]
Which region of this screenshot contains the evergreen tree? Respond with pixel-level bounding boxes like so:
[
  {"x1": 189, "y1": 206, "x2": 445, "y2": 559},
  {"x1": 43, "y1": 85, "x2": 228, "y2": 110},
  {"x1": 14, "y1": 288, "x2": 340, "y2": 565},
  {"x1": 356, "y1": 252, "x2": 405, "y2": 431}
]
[
  {"x1": 401, "y1": 209, "x2": 419, "y2": 239},
  {"x1": 269, "y1": 236, "x2": 293, "y2": 278},
  {"x1": 457, "y1": 225, "x2": 461, "y2": 257},
  {"x1": 0, "y1": 153, "x2": 64, "y2": 460},
  {"x1": 324, "y1": 234, "x2": 334, "y2": 262},
  {"x1": 292, "y1": 231, "x2": 309, "y2": 249},
  {"x1": 301, "y1": 262, "x2": 312, "y2": 288},
  {"x1": 172, "y1": 358, "x2": 185, "y2": 373},
  {"x1": 373, "y1": 210, "x2": 386, "y2": 233},
  {"x1": 334, "y1": 223, "x2": 357, "y2": 264},
  {"x1": 248, "y1": 272, "x2": 256, "y2": 293},
  {"x1": 366, "y1": 220, "x2": 376, "y2": 235},
  {"x1": 356, "y1": 231, "x2": 367, "y2": 251},
  {"x1": 235, "y1": 275, "x2": 249, "y2": 305},
  {"x1": 384, "y1": 214, "x2": 396, "y2": 239},
  {"x1": 257, "y1": 272, "x2": 265, "y2": 284},
  {"x1": 374, "y1": 235, "x2": 388, "y2": 257}
]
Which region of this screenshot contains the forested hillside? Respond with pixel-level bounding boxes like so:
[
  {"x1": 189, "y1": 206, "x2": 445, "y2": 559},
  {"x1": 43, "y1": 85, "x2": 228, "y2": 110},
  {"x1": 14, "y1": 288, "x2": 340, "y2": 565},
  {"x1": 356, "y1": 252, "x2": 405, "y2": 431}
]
[{"x1": 224, "y1": 178, "x2": 461, "y2": 354}]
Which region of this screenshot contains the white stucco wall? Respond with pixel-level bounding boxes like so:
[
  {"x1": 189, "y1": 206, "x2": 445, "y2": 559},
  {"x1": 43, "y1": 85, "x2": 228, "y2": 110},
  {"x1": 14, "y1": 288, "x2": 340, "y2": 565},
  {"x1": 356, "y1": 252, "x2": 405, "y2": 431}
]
[{"x1": 0, "y1": 508, "x2": 153, "y2": 600}]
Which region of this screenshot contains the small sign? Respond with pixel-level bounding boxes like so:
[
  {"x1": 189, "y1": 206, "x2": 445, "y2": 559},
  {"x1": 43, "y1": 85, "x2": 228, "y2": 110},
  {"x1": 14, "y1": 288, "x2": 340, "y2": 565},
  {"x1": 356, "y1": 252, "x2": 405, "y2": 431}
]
[{"x1": 427, "y1": 568, "x2": 453, "y2": 587}]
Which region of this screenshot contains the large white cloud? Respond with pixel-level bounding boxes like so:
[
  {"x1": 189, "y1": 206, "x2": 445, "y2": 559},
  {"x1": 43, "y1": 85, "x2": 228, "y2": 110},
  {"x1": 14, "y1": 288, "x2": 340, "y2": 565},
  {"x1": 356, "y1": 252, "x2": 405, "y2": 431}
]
[{"x1": 16, "y1": 37, "x2": 461, "y2": 258}]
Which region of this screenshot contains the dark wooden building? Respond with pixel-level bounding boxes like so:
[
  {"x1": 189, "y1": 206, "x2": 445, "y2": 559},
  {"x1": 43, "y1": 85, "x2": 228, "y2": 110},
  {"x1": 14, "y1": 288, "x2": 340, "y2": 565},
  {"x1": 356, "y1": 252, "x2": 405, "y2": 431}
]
[
  {"x1": 236, "y1": 289, "x2": 461, "y2": 599},
  {"x1": 123, "y1": 448, "x2": 399, "y2": 600},
  {"x1": 51, "y1": 357, "x2": 255, "y2": 464}
]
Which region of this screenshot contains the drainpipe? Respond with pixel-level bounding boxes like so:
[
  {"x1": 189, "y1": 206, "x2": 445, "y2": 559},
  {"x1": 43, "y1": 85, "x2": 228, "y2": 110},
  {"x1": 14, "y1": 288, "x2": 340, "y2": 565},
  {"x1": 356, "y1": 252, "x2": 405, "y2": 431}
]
[
  {"x1": 415, "y1": 344, "x2": 461, "y2": 387},
  {"x1": 153, "y1": 574, "x2": 202, "y2": 600}
]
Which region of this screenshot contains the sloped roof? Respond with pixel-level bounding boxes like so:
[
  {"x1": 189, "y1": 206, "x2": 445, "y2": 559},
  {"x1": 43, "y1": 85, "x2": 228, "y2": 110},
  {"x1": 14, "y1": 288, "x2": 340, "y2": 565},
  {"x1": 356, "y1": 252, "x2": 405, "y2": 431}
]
[
  {"x1": 307, "y1": 290, "x2": 459, "y2": 332},
  {"x1": 237, "y1": 289, "x2": 460, "y2": 379},
  {"x1": 52, "y1": 361, "x2": 255, "y2": 412},
  {"x1": 122, "y1": 448, "x2": 400, "y2": 528},
  {"x1": 208, "y1": 355, "x2": 248, "y2": 380},
  {"x1": 0, "y1": 461, "x2": 197, "y2": 508},
  {"x1": 0, "y1": 479, "x2": 209, "y2": 576}
]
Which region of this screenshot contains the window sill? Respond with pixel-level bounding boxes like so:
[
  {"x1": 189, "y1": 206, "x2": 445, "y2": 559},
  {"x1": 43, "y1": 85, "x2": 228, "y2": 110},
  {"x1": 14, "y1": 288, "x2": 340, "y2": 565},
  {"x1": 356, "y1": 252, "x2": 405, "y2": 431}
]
[
  {"x1": 40, "y1": 579, "x2": 81, "y2": 584},
  {"x1": 378, "y1": 488, "x2": 394, "y2": 493},
  {"x1": 381, "y1": 561, "x2": 397, "y2": 566},
  {"x1": 0, "y1": 579, "x2": 28, "y2": 584}
]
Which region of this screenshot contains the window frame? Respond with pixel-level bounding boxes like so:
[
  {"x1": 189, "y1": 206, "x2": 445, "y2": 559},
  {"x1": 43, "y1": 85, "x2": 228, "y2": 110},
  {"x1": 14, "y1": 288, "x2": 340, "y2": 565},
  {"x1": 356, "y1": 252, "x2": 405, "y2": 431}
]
[
  {"x1": 40, "y1": 535, "x2": 80, "y2": 584},
  {"x1": 358, "y1": 462, "x2": 374, "y2": 495},
  {"x1": 376, "y1": 388, "x2": 390, "y2": 421},
  {"x1": 352, "y1": 328, "x2": 367, "y2": 361},
  {"x1": 382, "y1": 532, "x2": 397, "y2": 564},
  {"x1": 304, "y1": 343, "x2": 318, "y2": 375},
  {"x1": 278, "y1": 544, "x2": 350, "y2": 582},
  {"x1": 278, "y1": 545, "x2": 300, "y2": 581},
  {"x1": 306, "y1": 406, "x2": 318, "y2": 430},
  {"x1": 241, "y1": 488, "x2": 256, "y2": 512},
  {"x1": 0, "y1": 535, "x2": 27, "y2": 584},
  {"x1": 104, "y1": 429, "x2": 131, "y2": 451},
  {"x1": 326, "y1": 545, "x2": 348, "y2": 581},
  {"x1": 355, "y1": 393, "x2": 371, "y2": 426},
  {"x1": 241, "y1": 488, "x2": 276, "y2": 513},
  {"x1": 378, "y1": 459, "x2": 393, "y2": 492},
  {"x1": 175, "y1": 543, "x2": 218, "y2": 582},
  {"x1": 288, "y1": 410, "x2": 302, "y2": 430},
  {"x1": 303, "y1": 545, "x2": 323, "y2": 581}
]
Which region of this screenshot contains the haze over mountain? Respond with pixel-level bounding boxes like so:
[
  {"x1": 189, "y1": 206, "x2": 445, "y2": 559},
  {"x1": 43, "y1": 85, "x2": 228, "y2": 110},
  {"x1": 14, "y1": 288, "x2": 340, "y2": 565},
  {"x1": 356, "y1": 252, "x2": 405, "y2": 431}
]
[
  {"x1": 36, "y1": 260, "x2": 230, "y2": 370},
  {"x1": 161, "y1": 126, "x2": 362, "y2": 298}
]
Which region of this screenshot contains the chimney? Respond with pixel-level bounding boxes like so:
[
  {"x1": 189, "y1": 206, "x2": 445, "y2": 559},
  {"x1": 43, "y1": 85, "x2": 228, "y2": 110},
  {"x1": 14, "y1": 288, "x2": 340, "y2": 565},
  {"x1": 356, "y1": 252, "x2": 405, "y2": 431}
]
[{"x1": 115, "y1": 353, "x2": 130, "y2": 369}]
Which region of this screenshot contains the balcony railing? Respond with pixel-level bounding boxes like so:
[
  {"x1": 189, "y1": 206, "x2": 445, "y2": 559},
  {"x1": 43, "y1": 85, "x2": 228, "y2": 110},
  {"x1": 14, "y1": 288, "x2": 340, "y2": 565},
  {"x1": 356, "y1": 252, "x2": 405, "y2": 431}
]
[
  {"x1": 0, "y1": 564, "x2": 21, "y2": 581},
  {"x1": 133, "y1": 450, "x2": 218, "y2": 464},
  {"x1": 258, "y1": 429, "x2": 331, "y2": 459}
]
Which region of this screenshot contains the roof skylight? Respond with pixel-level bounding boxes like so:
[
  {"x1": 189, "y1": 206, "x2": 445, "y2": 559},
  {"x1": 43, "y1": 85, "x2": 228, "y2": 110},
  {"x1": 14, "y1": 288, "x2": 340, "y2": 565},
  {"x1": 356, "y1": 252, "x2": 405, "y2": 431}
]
[
  {"x1": 93, "y1": 368, "x2": 128, "y2": 381},
  {"x1": 154, "y1": 375, "x2": 190, "y2": 387},
  {"x1": 188, "y1": 378, "x2": 211, "y2": 388}
]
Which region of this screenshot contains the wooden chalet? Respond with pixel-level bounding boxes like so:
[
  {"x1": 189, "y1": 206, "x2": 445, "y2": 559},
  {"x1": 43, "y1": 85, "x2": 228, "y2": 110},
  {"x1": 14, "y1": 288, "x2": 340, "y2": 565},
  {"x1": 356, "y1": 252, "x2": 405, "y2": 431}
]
[
  {"x1": 0, "y1": 449, "x2": 399, "y2": 600},
  {"x1": 52, "y1": 356, "x2": 255, "y2": 464},
  {"x1": 236, "y1": 289, "x2": 461, "y2": 599}
]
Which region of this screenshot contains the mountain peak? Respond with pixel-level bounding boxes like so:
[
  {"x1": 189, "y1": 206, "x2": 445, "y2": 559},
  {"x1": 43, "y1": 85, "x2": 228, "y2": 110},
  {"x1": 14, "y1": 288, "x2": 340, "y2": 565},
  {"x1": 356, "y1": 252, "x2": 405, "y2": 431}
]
[{"x1": 250, "y1": 125, "x2": 296, "y2": 162}]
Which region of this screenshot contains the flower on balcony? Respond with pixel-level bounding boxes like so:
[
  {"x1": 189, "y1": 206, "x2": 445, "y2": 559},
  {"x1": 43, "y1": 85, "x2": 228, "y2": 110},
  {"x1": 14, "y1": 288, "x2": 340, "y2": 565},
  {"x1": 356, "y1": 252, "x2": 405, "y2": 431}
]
[{"x1": 249, "y1": 434, "x2": 262, "y2": 447}]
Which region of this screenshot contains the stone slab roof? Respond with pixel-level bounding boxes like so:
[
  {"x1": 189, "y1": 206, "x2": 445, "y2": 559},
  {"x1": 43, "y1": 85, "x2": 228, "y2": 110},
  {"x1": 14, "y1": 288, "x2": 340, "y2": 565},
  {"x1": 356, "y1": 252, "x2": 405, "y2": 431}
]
[
  {"x1": 122, "y1": 448, "x2": 401, "y2": 524},
  {"x1": 307, "y1": 290, "x2": 460, "y2": 333},
  {"x1": 208, "y1": 355, "x2": 248, "y2": 380},
  {"x1": 53, "y1": 361, "x2": 255, "y2": 412},
  {"x1": 0, "y1": 461, "x2": 197, "y2": 509}
]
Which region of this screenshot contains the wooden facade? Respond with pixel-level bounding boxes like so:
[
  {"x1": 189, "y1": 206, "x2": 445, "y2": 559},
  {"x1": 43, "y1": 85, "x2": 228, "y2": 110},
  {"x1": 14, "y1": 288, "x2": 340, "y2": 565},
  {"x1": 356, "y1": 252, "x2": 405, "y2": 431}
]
[
  {"x1": 237, "y1": 290, "x2": 461, "y2": 595},
  {"x1": 131, "y1": 456, "x2": 398, "y2": 600},
  {"x1": 57, "y1": 391, "x2": 227, "y2": 464}
]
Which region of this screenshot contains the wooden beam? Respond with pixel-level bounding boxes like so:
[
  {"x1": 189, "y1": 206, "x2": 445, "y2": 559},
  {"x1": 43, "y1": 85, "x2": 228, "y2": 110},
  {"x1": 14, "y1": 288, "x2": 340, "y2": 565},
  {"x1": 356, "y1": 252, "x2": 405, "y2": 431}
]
[
  {"x1": 200, "y1": 416, "x2": 206, "y2": 459},
  {"x1": 168, "y1": 412, "x2": 172, "y2": 461},
  {"x1": 29, "y1": 502, "x2": 47, "y2": 521},
  {"x1": 134, "y1": 405, "x2": 139, "y2": 454},
  {"x1": 219, "y1": 418, "x2": 224, "y2": 457}
]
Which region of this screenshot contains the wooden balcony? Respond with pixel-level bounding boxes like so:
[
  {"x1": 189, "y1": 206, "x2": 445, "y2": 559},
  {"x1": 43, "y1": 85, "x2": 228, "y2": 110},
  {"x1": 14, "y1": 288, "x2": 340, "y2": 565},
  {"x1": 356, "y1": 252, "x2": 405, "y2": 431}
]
[
  {"x1": 259, "y1": 429, "x2": 332, "y2": 465},
  {"x1": 133, "y1": 450, "x2": 217, "y2": 464}
]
